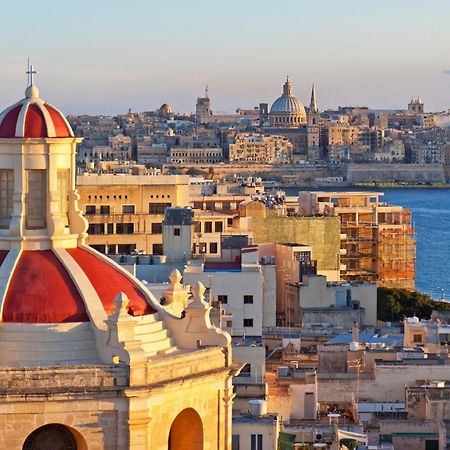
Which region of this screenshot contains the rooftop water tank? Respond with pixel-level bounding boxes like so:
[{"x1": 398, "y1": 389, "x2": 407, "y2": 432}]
[
  {"x1": 349, "y1": 341, "x2": 359, "y2": 352},
  {"x1": 249, "y1": 399, "x2": 267, "y2": 416}
]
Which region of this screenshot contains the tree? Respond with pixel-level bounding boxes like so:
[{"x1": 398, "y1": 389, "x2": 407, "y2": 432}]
[{"x1": 377, "y1": 287, "x2": 450, "y2": 322}]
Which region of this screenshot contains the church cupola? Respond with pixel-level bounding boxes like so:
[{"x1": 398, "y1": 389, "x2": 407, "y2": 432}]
[{"x1": 0, "y1": 65, "x2": 87, "y2": 250}]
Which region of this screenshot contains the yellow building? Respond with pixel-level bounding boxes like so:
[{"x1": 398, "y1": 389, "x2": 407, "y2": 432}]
[
  {"x1": 229, "y1": 133, "x2": 293, "y2": 163},
  {"x1": 77, "y1": 174, "x2": 189, "y2": 254},
  {"x1": 298, "y1": 191, "x2": 416, "y2": 289},
  {"x1": 0, "y1": 79, "x2": 235, "y2": 449},
  {"x1": 248, "y1": 208, "x2": 341, "y2": 282},
  {"x1": 320, "y1": 123, "x2": 359, "y2": 147}
]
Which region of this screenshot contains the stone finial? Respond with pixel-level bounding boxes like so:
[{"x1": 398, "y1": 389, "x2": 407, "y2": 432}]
[
  {"x1": 192, "y1": 281, "x2": 206, "y2": 299},
  {"x1": 188, "y1": 281, "x2": 210, "y2": 310},
  {"x1": 108, "y1": 292, "x2": 131, "y2": 323},
  {"x1": 115, "y1": 291, "x2": 130, "y2": 313},
  {"x1": 169, "y1": 269, "x2": 182, "y2": 285},
  {"x1": 105, "y1": 292, "x2": 147, "y2": 372},
  {"x1": 161, "y1": 269, "x2": 190, "y2": 315}
]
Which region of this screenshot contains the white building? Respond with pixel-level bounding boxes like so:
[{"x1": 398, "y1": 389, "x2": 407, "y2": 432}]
[{"x1": 183, "y1": 247, "x2": 268, "y2": 337}]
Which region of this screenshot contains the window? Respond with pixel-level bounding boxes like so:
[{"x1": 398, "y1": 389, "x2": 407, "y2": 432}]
[
  {"x1": 209, "y1": 242, "x2": 218, "y2": 254},
  {"x1": 151, "y1": 223, "x2": 162, "y2": 234},
  {"x1": 215, "y1": 221, "x2": 223, "y2": 232},
  {"x1": 250, "y1": 434, "x2": 263, "y2": 450},
  {"x1": 413, "y1": 334, "x2": 423, "y2": 343},
  {"x1": 204, "y1": 221, "x2": 213, "y2": 233},
  {"x1": 107, "y1": 223, "x2": 114, "y2": 234},
  {"x1": 232, "y1": 435, "x2": 240, "y2": 450},
  {"x1": 174, "y1": 227, "x2": 181, "y2": 236},
  {"x1": 152, "y1": 243, "x2": 163, "y2": 255},
  {"x1": 218, "y1": 295, "x2": 228, "y2": 304},
  {"x1": 240, "y1": 363, "x2": 251, "y2": 377},
  {"x1": 0, "y1": 169, "x2": 13, "y2": 228},
  {"x1": 149, "y1": 202, "x2": 171, "y2": 214},
  {"x1": 100, "y1": 205, "x2": 110, "y2": 214},
  {"x1": 226, "y1": 320, "x2": 233, "y2": 328},
  {"x1": 118, "y1": 244, "x2": 136, "y2": 254},
  {"x1": 122, "y1": 204, "x2": 135, "y2": 214},
  {"x1": 57, "y1": 170, "x2": 69, "y2": 226},
  {"x1": 193, "y1": 201, "x2": 203, "y2": 209},
  {"x1": 116, "y1": 223, "x2": 134, "y2": 234},
  {"x1": 88, "y1": 224, "x2": 104, "y2": 235},
  {"x1": 222, "y1": 202, "x2": 231, "y2": 211},
  {"x1": 243, "y1": 318, "x2": 253, "y2": 327},
  {"x1": 91, "y1": 244, "x2": 106, "y2": 253},
  {"x1": 26, "y1": 169, "x2": 46, "y2": 229},
  {"x1": 244, "y1": 295, "x2": 254, "y2": 304}
]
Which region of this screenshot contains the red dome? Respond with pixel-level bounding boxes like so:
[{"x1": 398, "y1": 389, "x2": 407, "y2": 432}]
[
  {"x1": 2, "y1": 250, "x2": 89, "y2": 323},
  {"x1": 0, "y1": 87, "x2": 74, "y2": 139},
  {"x1": 1, "y1": 248, "x2": 156, "y2": 324},
  {"x1": 67, "y1": 248, "x2": 155, "y2": 317}
]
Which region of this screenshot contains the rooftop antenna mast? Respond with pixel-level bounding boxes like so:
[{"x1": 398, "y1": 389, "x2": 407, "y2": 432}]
[{"x1": 205, "y1": 84, "x2": 209, "y2": 99}]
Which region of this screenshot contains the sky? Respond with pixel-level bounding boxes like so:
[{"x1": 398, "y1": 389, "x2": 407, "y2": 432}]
[{"x1": 1, "y1": 0, "x2": 450, "y2": 115}]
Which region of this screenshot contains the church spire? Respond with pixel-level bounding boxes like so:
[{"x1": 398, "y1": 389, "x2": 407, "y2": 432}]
[{"x1": 310, "y1": 83, "x2": 318, "y2": 113}]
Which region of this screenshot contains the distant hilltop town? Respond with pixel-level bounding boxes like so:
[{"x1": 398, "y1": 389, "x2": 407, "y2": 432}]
[{"x1": 69, "y1": 78, "x2": 450, "y2": 186}]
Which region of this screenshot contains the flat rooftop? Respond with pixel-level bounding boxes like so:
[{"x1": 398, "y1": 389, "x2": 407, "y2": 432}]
[{"x1": 77, "y1": 174, "x2": 189, "y2": 186}]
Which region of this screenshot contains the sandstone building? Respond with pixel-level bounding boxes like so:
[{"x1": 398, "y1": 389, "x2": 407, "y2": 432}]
[{"x1": 76, "y1": 174, "x2": 190, "y2": 255}]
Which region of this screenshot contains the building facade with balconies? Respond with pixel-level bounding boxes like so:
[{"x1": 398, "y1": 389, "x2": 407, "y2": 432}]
[{"x1": 77, "y1": 174, "x2": 189, "y2": 255}]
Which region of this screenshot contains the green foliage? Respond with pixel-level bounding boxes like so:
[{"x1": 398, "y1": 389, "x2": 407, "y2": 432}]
[
  {"x1": 340, "y1": 439, "x2": 358, "y2": 450},
  {"x1": 377, "y1": 287, "x2": 450, "y2": 322}
]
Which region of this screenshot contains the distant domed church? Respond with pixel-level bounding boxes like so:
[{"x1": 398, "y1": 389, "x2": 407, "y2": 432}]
[
  {"x1": 266, "y1": 77, "x2": 320, "y2": 159},
  {"x1": 269, "y1": 77, "x2": 307, "y2": 126},
  {"x1": 158, "y1": 102, "x2": 173, "y2": 117},
  {"x1": 0, "y1": 70, "x2": 235, "y2": 449}
]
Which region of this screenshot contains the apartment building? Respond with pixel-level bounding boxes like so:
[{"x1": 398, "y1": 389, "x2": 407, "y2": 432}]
[
  {"x1": 76, "y1": 174, "x2": 189, "y2": 254},
  {"x1": 228, "y1": 133, "x2": 293, "y2": 163},
  {"x1": 320, "y1": 124, "x2": 359, "y2": 147},
  {"x1": 169, "y1": 147, "x2": 223, "y2": 164},
  {"x1": 183, "y1": 247, "x2": 265, "y2": 337},
  {"x1": 298, "y1": 191, "x2": 416, "y2": 289},
  {"x1": 136, "y1": 137, "x2": 168, "y2": 166}
]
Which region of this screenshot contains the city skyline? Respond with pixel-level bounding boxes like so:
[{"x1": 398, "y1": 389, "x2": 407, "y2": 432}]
[{"x1": 1, "y1": 0, "x2": 450, "y2": 114}]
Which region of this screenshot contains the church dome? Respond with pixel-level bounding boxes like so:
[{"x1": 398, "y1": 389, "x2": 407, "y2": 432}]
[
  {"x1": 0, "y1": 84, "x2": 74, "y2": 139},
  {"x1": 0, "y1": 75, "x2": 157, "y2": 326},
  {"x1": 269, "y1": 78, "x2": 307, "y2": 127},
  {"x1": 159, "y1": 103, "x2": 173, "y2": 117},
  {"x1": 0, "y1": 247, "x2": 156, "y2": 323},
  {"x1": 270, "y1": 78, "x2": 306, "y2": 115}
]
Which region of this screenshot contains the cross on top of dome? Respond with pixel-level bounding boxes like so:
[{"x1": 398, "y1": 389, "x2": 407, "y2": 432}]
[
  {"x1": 26, "y1": 61, "x2": 37, "y2": 85},
  {"x1": 25, "y1": 60, "x2": 39, "y2": 99}
]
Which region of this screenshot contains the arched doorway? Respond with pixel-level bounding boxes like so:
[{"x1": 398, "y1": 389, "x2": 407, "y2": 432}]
[
  {"x1": 23, "y1": 424, "x2": 78, "y2": 450},
  {"x1": 168, "y1": 408, "x2": 203, "y2": 450}
]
